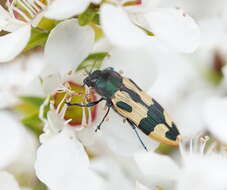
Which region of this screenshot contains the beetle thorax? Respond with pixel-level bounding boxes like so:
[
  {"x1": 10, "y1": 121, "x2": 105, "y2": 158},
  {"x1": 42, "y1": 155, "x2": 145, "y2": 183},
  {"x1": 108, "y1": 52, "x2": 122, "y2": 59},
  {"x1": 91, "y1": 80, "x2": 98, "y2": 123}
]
[{"x1": 84, "y1": 69, "x2": 123, "y2": 99}]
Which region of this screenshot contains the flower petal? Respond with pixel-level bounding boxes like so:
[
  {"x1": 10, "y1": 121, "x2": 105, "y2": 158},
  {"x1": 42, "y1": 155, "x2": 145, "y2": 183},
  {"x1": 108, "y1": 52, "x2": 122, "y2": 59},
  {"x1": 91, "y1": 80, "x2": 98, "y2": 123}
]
[
  {"x1": 104, "y1": 47, "x2": 156, "y2": 91},
  {"x1": 177, "y1": 154, "x2": 227, "y2": 190},
  {"x1": 136, "y1": 181, "x2": 150, "y2": 190},
  {"x1": 0, "y1": 172, "x2": 21, "y2": 190},
  {"x1": 44, "y1": 19, "x2": 95, "y2": 75},
  {"x1": 100, "y1": 110, "x2": 159, "y2": 156},
  {"x1": 35, "y1": 127, "x2": 104, "y2": 190},
  {"x1": 144, "y1": 8, "x2": 200, "y2": 53},
  {"x1": 45, "y1": 0, "x2": 91, "y2": 20},
  {"x1": 0, "y1": 6, "x2": 25, "y2": 32},
  {"x1": 203, "y1": 97, "x2": 227, "y2": 143},
  {"x1": 0, "y1": 51, "x2": 45, "y2": 108},
  {"x1": 100, "y1": 4, "x2": 148, "y2": 48},
  {"x1": 91, "y1": 157, "x2": 133, "y2": 190},
  {"x1": 0, "y1": 25, "x2": 31, "y2": 62},
  {"x1": 0, "y1": 111, "x2": 37, "y2": 170},
  {"x1": 134, "y1": 152, "x2": 180, "y2": 182}
]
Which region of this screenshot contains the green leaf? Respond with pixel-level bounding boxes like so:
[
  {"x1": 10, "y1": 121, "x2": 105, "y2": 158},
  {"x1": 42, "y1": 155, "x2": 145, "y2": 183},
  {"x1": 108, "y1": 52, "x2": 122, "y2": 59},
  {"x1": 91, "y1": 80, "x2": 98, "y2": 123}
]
[
  {"x1": 23, "y1": 27, "x2": 49, "y2": 52},
  {"x1": 21, "y1": 114, "x2": 43, "y2": 136},
  {"x1": 90, "y1": 24, "x2": 104, "y2": 40},
  {"x1": 78, "y1": 5, "x2": 100, "y2": 26},
  {"x1": 13, "y1": 96, "x2": 45, "y2": 116},
  {"x1": 76, "y1": 52, "x2": 109, "y2": 72},
  {"x1": 19, "y1": 96, "x2": 45, "y2": 107},
  {"x1": 37, "y1": 17, "x2": 58, "y2": 31},
  {"x1": 13, "y1": 102, "x2": 39, "y2": 116}
]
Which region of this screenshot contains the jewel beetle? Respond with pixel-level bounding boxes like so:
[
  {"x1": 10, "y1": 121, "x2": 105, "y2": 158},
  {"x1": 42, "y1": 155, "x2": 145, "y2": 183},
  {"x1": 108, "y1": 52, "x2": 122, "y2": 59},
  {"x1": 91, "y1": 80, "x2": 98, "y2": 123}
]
[{"x1": 66, "y1": 67, "x2": 180, "y2": 150}]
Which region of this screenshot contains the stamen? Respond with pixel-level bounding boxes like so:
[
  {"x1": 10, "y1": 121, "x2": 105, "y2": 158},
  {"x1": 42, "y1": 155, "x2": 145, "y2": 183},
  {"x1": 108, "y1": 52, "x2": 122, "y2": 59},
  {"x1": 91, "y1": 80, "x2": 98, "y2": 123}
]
[
  {"x1": 34, "y1": 0, "x2": 47, "y2": 9},
  {"x1": 199, "y1": 136, "x2": 209, "y2": 155},
  {"x1": 12, "y1": 6, "x2": 31, "y2": 21},
  {"x1": 8, "y1": 0, "x2": 48, "y2": 22},
  {"x1": 81, "y1": 107, "x2": 87, "y2": 127},
  {"x1": 21, "y1": 0, "x2": 38, "y2": 16}
]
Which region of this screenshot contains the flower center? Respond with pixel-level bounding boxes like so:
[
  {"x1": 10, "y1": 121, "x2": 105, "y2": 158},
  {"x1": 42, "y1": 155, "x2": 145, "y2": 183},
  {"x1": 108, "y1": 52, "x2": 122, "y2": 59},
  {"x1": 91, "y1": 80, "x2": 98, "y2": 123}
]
[
  {"x1": 7, "y1": 0, "x2": 49, "y2": 22},
  {"x1": 52, "y1": 81, "x2": 97, "y2": 127}
]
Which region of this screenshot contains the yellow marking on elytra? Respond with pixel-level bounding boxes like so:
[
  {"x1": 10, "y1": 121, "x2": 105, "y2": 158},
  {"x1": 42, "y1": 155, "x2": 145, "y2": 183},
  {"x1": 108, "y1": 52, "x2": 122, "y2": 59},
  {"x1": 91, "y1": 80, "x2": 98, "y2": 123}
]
[
  {"x1": 112, "y1": 90, "x2": 148, "y2": 126},
  {"x1": 149, "y1": 124, "x2": 179, "y2": 146},
  {"x1": 122, "y1": 78, "x2": 153, "y2": 105},
  {"x1": 163, "y1": 111, "x2": 173, "y2": 127}
]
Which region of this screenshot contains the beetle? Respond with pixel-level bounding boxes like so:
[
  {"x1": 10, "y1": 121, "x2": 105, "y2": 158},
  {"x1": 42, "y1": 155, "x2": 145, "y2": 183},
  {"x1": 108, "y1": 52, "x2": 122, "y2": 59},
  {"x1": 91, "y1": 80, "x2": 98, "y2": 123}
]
[{"x1": 66, "y1": 67, "x2": 180, "y2": 150}]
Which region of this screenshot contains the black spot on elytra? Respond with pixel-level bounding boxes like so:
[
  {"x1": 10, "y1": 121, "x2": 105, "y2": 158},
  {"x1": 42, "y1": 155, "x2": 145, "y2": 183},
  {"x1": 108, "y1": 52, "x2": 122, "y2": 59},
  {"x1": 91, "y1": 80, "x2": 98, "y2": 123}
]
[
  {"x1": 138, "y1": 103, "x2": 165, "y2": 135},
  {"x1": 165, "y1": 123, "x2": 179, "y2": 140},
  {"x1": 120, "y1": 87, "x2": 147, "y2": 107},
  {"x1": 116, "y1": 101, "x2": 132, "y2": 112},
  {"x1": 119, "y1": 83, "x2": 180, "y2": 141}
]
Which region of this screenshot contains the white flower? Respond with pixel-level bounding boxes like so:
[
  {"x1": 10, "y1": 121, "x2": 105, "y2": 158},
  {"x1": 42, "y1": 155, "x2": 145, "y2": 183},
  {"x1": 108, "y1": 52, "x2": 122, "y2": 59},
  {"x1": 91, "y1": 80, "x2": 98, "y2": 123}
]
[
  {"x1": 100, "y1": 2, "x2": 200, "y2": 53},
  {"x1": 134, "y1": 137, "x2": 227, "y2": 190},
  {"x1": 39, "y1": 18, "x2": 159, "y2": 156},
  {"x1": 90, "y1": 157, "x2": 134, "y2": 190},
  {"x1": 0, "y1": 111, "x2": 38, "y2": 187},
  {"x1": 0, "y1": 50, "x2": 45, "y2": 108},
  {"x1": 43, "y1": 19, "x2": 95, "y2": 75},
  {"x1": 203, "y1": 97, "x2": 227, "y2": 144},
  {"x1": 0, "y1": 0, "x2": 98, "y2": 62},
  {"x1": 35, "y1": 127, "x2": 105, "y2": 190}
]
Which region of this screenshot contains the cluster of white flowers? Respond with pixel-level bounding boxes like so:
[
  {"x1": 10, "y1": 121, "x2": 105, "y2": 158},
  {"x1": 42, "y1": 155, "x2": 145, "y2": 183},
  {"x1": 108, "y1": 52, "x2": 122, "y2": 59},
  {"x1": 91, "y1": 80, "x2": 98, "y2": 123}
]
[{"x1": 1, "y1": 0, "x2": 227, "y2": 190}]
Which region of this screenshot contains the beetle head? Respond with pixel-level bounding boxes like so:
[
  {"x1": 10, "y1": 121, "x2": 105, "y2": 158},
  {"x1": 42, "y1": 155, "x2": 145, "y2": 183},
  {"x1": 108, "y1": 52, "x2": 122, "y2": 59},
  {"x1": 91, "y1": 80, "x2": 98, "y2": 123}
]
[{"x1": 83, "y1": 70, "x2": 102, "y2": 87}]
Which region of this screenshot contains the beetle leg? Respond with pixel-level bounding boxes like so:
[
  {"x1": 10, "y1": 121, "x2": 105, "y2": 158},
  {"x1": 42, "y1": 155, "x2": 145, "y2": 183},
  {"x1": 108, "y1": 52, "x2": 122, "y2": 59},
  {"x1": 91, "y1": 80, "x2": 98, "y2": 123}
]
[
  {"x1": 127, "y1": 119, "x2": 148, "y2": 151},
  {"x1": 95, "y1": 106, "x2": 111, "y2": 132},
  {"x1": 65, "y1": 98, "x2": 104, "y2": 107}
]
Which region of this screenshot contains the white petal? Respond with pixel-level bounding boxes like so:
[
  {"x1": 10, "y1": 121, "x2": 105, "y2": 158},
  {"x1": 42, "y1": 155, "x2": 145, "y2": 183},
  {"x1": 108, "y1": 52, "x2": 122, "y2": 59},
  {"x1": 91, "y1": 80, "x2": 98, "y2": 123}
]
[
  {"x1": 203, "y1": 97, "x2": 227, "y2": 143},
  {"x1": 0, "y1": 111, "x2": 37, "y2": 169},
  {"x1": 134, "y1": 152, "x2": 180, "y2": 182},
  {"x1": 125, "y1": 0, "x2": 160, "y2": 13},
  {"x1": 100, "y1": 4, "x2": 148, "y2": 48},
  {"x1": 0, "y1": 172, "x2": 21, "y2": 190},
  {"x1": 104, "y1": 47, "x2": 156, "y2": 91},
  {"x1": 148, "y1": 51, "x2": 197, "y2": 108},
  {"x1": 177, "y1": 154, "x2": 227, "y2": 190},
  {"x1": 0, "y1": 6, "x2": 25, "y2": 32},
  {"x1": 35, "y1": 127, "x2": 104, "y2": 190},
  {"x1": 44, "y1": 19, "x2": 95, "y2": 75},
  {"x1": 173, "y1": 90, "x2": 213, "y2": 137},
  {"x1": 0, "y1": 25, "x2": 31, "y2": 62},
  {"x1": 136, "y1": 181, "x2": 150, "y2": 190},
  {"x1": 100, "y1": 110, "x2": 159, "y2": 156},
  {"x1": 91, "y1": 158, "x2": 133, "y2": 190},
  {"x1": 41, "y1": 72, "x2": 62, "y2": 95},
  {"x1": 144, "y1": 8, "x2": 200, "y2": 53},
  {"x1": 0, "y1": 51, "x2": 45, "y2": 108},
  {"x1": 45, "y1": 0, "x2": 91, "y2": 20}
]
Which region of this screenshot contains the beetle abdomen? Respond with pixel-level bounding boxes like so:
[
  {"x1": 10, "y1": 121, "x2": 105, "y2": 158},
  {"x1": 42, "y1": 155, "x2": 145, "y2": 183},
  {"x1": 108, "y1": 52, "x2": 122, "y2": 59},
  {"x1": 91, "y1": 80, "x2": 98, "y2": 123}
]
[{"x1": 111, "y1": 78, "x2": 180, "y2": 146}]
